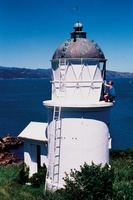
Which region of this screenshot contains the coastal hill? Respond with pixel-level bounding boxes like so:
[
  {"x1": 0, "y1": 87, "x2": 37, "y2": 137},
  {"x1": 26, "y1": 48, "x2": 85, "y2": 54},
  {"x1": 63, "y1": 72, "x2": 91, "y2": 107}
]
[
  {"x1": 106, "y1": 70, "x2": 133, "y2": 78},
  {"x1": 0, "y1": 66, "x2": 133, "y2": 79},
  {"x1": 0, "y1": 66, "x2": 51, "y2": 79}
]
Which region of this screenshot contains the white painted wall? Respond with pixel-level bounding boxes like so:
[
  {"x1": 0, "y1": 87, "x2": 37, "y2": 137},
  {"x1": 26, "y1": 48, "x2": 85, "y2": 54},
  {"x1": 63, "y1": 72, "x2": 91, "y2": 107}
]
[
  {"x1": 44, "y1": 58, "x2": 113, "y2": 190},
  {"x1": 45, "y1": 105, "x2": 112, "y2": 189},
  {"x1": 52, "y1": 60, "x2": 103, "y2": 104},
  {"x1": 59, "y1": 118, "x2": 110, "y2": 187},
  {"x1": 24, "y1": 140, "x2": 48, "y2": 177}
]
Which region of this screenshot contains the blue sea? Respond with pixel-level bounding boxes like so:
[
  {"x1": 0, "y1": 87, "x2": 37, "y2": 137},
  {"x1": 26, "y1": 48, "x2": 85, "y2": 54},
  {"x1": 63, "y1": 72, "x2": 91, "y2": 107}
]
[{"x1": 0, "y1": 78, "x2": 133, "y2": 159}]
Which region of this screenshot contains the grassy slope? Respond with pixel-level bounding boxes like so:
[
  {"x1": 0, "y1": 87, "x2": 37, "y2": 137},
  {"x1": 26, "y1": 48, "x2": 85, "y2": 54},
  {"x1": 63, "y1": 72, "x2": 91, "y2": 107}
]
[
  {"x1": 0, "y1": 165, "x2": 45, "y2": 200},
  {"x1": 110, "y1": 149, "x2": 133, "y2": 199},
  {"x1": 0, "y1": 149, "x2": 133, "y2": 200}
]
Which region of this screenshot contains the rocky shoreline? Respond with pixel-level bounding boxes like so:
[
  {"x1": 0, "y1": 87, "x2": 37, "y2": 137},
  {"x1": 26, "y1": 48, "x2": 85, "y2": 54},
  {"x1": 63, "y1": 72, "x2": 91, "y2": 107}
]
[{"x1": 0, "y1": 134, "x2": 24, "y2": 166}]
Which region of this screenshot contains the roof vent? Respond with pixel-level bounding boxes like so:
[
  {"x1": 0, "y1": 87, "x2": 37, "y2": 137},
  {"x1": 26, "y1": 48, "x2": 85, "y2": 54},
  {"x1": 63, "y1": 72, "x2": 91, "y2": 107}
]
[{"x1": 71, "y1": 22, "x2": 86, "y2": 39}]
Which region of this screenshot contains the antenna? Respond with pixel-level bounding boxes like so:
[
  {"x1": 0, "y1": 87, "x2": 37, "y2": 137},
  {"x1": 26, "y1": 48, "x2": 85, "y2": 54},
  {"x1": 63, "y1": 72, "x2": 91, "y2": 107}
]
[{"x1": 73, "y1": 5, "x2": 79, "y2": 22}]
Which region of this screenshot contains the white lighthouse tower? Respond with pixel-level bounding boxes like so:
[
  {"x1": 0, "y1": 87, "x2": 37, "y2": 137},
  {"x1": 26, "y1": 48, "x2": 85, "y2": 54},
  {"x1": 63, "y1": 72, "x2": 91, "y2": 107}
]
[{"x1": 44, "y1": 22, "x2": 113, "y2": 190}]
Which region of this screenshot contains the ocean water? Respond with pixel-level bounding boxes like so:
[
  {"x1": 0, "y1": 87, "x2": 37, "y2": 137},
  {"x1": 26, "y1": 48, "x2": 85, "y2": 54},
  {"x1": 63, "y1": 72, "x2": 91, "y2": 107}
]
[
  {"x1": 110, "y1": 78, "x2": 133, "y2": 150},
  {"x1": 0, "y1": 78, "x2": 133, "y2": 159}
]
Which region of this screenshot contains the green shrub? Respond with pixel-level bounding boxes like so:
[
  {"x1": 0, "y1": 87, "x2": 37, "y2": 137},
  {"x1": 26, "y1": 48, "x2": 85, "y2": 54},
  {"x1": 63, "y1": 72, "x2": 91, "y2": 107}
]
[
  {"x1": 110, "y1": 148, "x2": 133, "y2": 160},
  {"x1": 113, "y1": 182, "x2": 133, "y2": 200},
  {"x1": 18, "y1": 163, "x2": 29, "y2": 184},
  {"x1": 29, "y1": 164, "x2": 47, "y2": 187},
  {"x1": 60, "y1": 163, "x2": 114, "y2": 200},
  {"x1": 44, "y1": 189, "x2": 65, "y2": 200}
]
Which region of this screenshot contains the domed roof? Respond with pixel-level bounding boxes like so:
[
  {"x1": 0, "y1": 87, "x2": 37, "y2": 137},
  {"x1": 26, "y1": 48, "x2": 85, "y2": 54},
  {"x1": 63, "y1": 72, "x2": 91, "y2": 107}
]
[{"x1": 52, "y1": 22, "x2": 105, "y2": 60}]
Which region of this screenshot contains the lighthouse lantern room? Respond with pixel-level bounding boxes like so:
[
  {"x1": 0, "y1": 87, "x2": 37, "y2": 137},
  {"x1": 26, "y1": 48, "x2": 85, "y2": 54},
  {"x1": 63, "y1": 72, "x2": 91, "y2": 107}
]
[{"x1": 44, "y1": 22, "x2": 113, "y2": 190}]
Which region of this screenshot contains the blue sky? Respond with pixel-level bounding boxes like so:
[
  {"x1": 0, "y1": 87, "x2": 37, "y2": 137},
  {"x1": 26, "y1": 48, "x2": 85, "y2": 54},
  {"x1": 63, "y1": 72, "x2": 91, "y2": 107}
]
[{"x1": 0, "y1": 0, "x2": 133, "y2": 72}]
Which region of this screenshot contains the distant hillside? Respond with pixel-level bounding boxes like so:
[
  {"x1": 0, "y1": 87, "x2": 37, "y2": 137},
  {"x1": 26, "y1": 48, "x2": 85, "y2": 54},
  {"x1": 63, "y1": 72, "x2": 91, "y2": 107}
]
[
  {"x1": 106, "y1": 70, "x2": 133, "y2": 78},
  {"x1": 0, "y1": 66, "x2": 133, "y2": 79},
  {"x1": 0, "y1": 66, "x2": 51, "y2": 79}
]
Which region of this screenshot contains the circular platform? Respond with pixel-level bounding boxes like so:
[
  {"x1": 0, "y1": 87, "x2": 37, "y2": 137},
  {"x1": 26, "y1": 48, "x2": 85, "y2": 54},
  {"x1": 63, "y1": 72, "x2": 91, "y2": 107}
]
[{"x1": 43, "y1": 100, "x2": 113, "y2": 109}]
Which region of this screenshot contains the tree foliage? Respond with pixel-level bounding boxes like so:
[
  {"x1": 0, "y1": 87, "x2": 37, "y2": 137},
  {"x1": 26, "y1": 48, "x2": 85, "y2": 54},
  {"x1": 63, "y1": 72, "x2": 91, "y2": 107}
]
[{"x1": 59, "y1": 163, "x2": 114, "y2": 200}]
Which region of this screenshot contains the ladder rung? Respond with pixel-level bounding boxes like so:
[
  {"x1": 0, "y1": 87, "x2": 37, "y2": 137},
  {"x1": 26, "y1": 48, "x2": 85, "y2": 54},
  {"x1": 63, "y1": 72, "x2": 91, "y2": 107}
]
[
  {"x1": 56, "y1": 135, "x2": 61, "y2": 140},
  {"x1": 55, "y1": 127, "x2": 61, "y2": 130},
  {"x1": 54, "y1": 173, "x2": 59, "y2": 176},
  {"x1": 55, "y1": 110, "x2": 60, "y2": 113},
  {"x1": 55, "y1": 146, "x2": 60, "y2": 149},
  {"x1": 54, "y1": 164, "x2": 59, "y2": 167},
  {"x1": 55, "y1": 155, "x2": 59, "y2": 158}
]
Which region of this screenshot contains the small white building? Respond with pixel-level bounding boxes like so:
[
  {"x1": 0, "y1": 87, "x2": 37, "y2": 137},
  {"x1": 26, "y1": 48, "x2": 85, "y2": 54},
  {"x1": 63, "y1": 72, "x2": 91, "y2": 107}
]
[{"x1": 18, "y1": 122, "x2": 48, "y2": 177}]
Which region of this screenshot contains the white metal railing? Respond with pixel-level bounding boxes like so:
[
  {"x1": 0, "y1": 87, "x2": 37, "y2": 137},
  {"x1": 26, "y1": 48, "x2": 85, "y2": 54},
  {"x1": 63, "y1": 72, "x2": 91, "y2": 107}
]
[{"x1": 52, "y1": 80, "x2": 103, "y2": 83}]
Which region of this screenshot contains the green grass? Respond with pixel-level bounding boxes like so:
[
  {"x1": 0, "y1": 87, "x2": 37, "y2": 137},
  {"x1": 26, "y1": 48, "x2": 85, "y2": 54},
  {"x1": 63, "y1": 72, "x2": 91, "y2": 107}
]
[
  {"x1": 0, "y1": 164, "x2": 46, "y2": 200},
  {"x1": 0, "y1": 149, "x2": 133, "y2": 200},
  {"x1": 110, "y1": 149, "x2": 133, "y2": 200}
]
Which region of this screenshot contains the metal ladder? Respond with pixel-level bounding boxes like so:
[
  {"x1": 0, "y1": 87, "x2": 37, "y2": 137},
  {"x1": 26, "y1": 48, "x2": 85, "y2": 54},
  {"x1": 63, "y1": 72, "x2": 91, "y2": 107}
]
[
  {"x1": 59, "y1": 59, "x2": 66, "y2": 98},
  {"x1": 47, "y1": 123, "x2": 55, "y2": 183},
  {"x1": 59, "y1": 58, "x2": 66, "y2": 66},
  {"x1": 52, "y1": 106, "x2": 62, "y2": 189}
]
